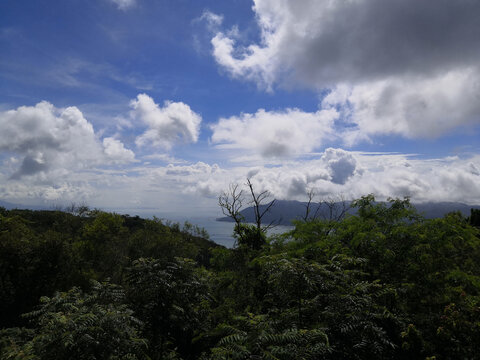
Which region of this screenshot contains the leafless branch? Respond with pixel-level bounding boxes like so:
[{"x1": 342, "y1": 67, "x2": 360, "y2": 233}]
[
  {"x1": 218, "y1": 183, "x2": 244, "y2": 227},
  {"x1": 246, "y1": 178, "x2": 276, "y2": 232},
  {"x1": 302, "y1": 188, "x2": 318, "y2": 222},
  {"x1": 322, "y1": 194, "x2": 351, "y2": 222}
]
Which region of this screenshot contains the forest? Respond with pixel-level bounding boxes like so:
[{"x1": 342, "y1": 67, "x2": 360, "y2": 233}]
[{"x1": 1, "y1": 195, "x2": 480, "y2": 359}]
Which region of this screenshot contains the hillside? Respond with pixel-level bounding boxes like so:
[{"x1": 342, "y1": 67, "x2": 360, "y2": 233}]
[{"x1": 2, "y1": 197, "x2": 480, "y2": 359}]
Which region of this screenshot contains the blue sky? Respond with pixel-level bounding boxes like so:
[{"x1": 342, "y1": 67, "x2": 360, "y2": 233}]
[{"x1": 1, "y1": 0, "x2": 480, "y2": 216}]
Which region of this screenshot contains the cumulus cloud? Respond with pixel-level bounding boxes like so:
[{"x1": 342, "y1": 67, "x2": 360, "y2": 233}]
[
  {"x1": 160, "y1": 149, "x2": 480, "y2": 208},
  {"x1": 108, "y1": 0, "x2": 136, "y2": 11},
  {"x1": 0, "y1": 101, "x2": 135, "y2": 179},
  {"x1": 323, "y1": 68, "x2": 480, "y2": 141},
  {"x1": 219, "y1": 152, "x2": 480, "y2": 205},
  {"x1": 131, "y1": 94, "x2": 202, "y2": 149},
  {"x1": 210, "y1": 0, "x2": 480, "y2": 139},
  {"x1": 103, "y1": 137, "x2": 135, "y2": 163},
  {"x1": 210, "y1": 107, "x2": 338, "y2": 159},
  {"x1": 212, "y1": 0, "x2": 480, "y2": 88},
  {"x1": 322, "y1": 148, "x2": 357, "y2": 184},
  {"x1": 2, "y1": 148, "x2": 480, "y2": 212}
]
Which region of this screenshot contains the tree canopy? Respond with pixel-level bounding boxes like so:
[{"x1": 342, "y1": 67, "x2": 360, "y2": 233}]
[{"x1": 1, "y1": 195, "x2": 480, "y2": 359}]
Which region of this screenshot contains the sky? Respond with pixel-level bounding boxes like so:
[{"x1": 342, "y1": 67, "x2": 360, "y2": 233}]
[{"x1": 1, "y1": 0, "x2": 480, "y2": 217}]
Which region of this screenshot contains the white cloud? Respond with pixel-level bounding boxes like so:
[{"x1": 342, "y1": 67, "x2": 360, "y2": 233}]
[
  {"x1": 211, "y1": 32, "x2": 278, "y2": 91},
  {"x1": 130, "y1": 150, "x2": 480, "y2": 210},
  {"x1": 321, "y1": 148, "x2": 357, "y2": 185},
  {"x1": 1, "y1": 148, "x2": 480, "y2": 213},
  {"x1": 210, "y1": 0, "x2": 480, "y2": 139},
  {"x1": 177, "y1": 150, "x2": 480, "y2": 207},
  {"x1": 323, "y1": 68, "x2": 480, "y2": 142},
  {"x1": 0, "y1": 180, "x2": 96, "y2": 203},
  {"x1": 198, "y1": 10, "x2": 224, "y2": 31},
  {"x1": 103, "y1": 137, "x2": 135, "y2": 163},
  {"x1": 0, "y1": 101, "x2": 135, "y2": 179},
  {"x1": 236, "y1": 152, "x2": 480, "y2": 205},
  {"x1": 131, "y1": 94, "x2": 202, "y2": 149},
  {"x1": 211, "y1": 0, "x2": 480, "y2": 88},
  {"x1": 141, "y1": 153, "x2": 187, "y2": 164},
  {"x1": 210, "y1": 107, "x2": 338, "y2": 159},
  {"x1": 108, "y1": 0, "x2": 136, "y2": 11},
  {"x1": 165, "y1": 161, "x2": 219, "y2": 176}
]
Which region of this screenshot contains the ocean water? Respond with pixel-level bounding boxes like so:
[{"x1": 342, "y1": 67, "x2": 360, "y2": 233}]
[
  {"x1": 177, "y1": 216, "x2": 237, "y2": 248},
  {"x1": 166, "y1": 216, "x2": 295, "y2": 248},
  {"x1": 111, "y1": 209, "x2": 294, "y2": 248}
]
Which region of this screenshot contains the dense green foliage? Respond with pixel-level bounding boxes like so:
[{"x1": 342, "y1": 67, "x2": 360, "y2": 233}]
[
  {"x1": 0, "y1": 208, "x2": 216, "y2": 330},
  {"x1": 1, "y1": 196, "x2": 480, "y2": 359}
]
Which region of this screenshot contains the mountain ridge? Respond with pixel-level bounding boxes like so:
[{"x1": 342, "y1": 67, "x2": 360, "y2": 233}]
[{"x1": 217, "y1": 199, "x2": 480, "y2": 226}]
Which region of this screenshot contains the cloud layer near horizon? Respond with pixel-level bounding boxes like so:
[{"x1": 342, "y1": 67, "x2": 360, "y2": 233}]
[
  {"x1": 2, "y1": 144, "x2": 480, "y2": 210},
  {"x1": 172, "y1": 150, "x2": 480, "y2": 206}
]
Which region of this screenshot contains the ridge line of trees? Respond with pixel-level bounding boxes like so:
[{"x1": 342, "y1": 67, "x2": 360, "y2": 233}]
[{"x1": 1, "y1": 188, "x2": 480, "y2": 359}]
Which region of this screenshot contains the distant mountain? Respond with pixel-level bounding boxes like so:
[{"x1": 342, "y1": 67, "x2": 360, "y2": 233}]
[
  {"x1": 414, "y1": 202, "x2": 480, "y2": 219},
  {"x1": 217, "y1": 199, "x2": 480, "y2": 226}
]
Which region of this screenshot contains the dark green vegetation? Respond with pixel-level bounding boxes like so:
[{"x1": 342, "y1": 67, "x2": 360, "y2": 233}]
[{"x1": 1, "y1": 197, "x2": 480, "y2": 359}]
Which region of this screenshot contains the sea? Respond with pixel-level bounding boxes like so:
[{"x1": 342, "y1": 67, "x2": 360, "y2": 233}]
[
  {"x1": 115, "y1": 211, "x2": 292, "y2": 247},
  {"x1": 162, "y1": 216, "x2": 294, "y2": 248},
  {"x1": 102, "y1": 208, "x2": 294, "y2": 248}
]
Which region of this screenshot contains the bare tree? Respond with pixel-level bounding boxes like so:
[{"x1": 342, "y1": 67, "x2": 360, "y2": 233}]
[
  {"x1": 219, "y1": 180, "x2": 277, "y2": 249},
  {"x1": 322, "y1": 194, "x2": 351, "y2": 222},
  {"x1": 302, "y1": 191, "x2": 351, "y2": 223},
  {"x1": 218, "y1": 183, "x2": 245, "y2": 227},
  {"x1": 64, "y1": 202, "x2": 91, "y2": 217},
  {"x1": 302, "y1": 188, "x2": 322, "y2": 222},
  {"x1": 246, "y1": 178, "x2": 276, "y2": 232}
]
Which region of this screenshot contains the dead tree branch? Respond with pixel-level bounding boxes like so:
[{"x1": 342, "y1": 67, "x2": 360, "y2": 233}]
[
  {"x1": 246, "y1": 178, "x2": 276, "y2": 232},
  {"x1": 218, "y1": 183, "x2": 245, "y2": 227}
]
